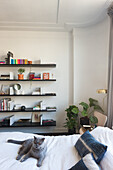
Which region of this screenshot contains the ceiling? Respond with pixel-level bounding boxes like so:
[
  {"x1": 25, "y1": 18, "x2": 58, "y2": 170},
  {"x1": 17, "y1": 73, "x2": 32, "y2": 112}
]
[{"x1": 0, "y1": 0, "x2": 112, "y2": 31}]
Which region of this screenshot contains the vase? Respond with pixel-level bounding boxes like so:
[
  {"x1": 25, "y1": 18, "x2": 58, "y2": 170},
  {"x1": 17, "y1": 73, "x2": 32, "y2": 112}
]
[
  {"x1": 18, "y1": 74, "x2": 24, "y2": 80},
  {"x1": 68, "y1": 128, "x2": 76, "y2": 134},
  {"x1": 80, "y1": 116, "x2": 89, "y2": 125}
]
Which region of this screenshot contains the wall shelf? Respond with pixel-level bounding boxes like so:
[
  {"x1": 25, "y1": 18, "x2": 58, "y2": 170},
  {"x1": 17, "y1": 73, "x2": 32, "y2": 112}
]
[
  {"x1": 0, "y1": 79, "x2": 56, "y2": 81},
  {"x1": 0, "y1": 62, "x2": 57, "y2": 128},
  {"x1": 0, "y1": 93, "x2": 56, "y2": 97},
  {"x1": 0, "y1": 64, "x2": 56, "y2": 67},
  {"x1": 0, "y1": 121, "x2": 56, "y2": 127},
  {"x1": 0, "y1": 109, "x2": 56, "y2": 112}
]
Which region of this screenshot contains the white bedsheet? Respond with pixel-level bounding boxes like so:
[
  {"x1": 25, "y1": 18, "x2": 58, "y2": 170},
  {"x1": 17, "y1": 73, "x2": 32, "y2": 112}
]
[{"x1": 0, "y1": 127, "x2": 112, "y2": 170}]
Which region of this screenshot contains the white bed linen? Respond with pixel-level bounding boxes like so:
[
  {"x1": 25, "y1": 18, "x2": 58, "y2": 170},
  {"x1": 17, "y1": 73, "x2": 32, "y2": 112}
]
[{"x1": 0, "y1": 127, "x2": 112, "y2": 170}]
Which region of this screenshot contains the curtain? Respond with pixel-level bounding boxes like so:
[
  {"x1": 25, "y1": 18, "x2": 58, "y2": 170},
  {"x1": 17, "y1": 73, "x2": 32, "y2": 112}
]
[{"x1": 107, "y1": 3, "x2": 113, "y2": 128}]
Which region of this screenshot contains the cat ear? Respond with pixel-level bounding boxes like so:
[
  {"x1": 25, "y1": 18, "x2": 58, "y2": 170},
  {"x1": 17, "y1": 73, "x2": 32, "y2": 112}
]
[
  {"x1": 34, "y1": 136, "x2": 37, "y2": 140},
  {"x1": 41, "y1": 138, "x2": 45, "y2": 142}
]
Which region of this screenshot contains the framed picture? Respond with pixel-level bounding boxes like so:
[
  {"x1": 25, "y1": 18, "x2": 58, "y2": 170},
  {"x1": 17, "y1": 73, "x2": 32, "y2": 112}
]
[{"x1": 43, "y1": 73, "x2": 49, "y2": 80}]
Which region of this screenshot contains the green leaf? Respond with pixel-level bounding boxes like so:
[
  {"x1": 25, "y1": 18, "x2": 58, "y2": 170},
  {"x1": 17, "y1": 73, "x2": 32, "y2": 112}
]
[
  {"x1": 79, "y1": 102, "x2": 89, "y2": 111},
  {"x1": 94, "y1": 105, "x2": 104, "y2": 112},
  {"x1": 89, "y1": 116, "x2": 98, "y2": 124},
  {"x1": 72, "y1": 107, "x2": 79, "y2": 114},
  {"x1": 81, "y1": 110, "x2": 88, "y2": 117},
  {"x1": 89, "y1": 98, "x2": 98, "y2": 107}
]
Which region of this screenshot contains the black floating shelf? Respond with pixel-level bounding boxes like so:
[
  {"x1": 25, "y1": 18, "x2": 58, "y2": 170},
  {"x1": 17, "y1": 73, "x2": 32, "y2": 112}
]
[
  {"x1": 0, "y1": 109, "x2": 56, "y2": 112},
  {"x1": 0, "y1": 121, "x2": 56, "y2": 128},
  {"x1": 0, "y1": 79, "x2": 56, "y2": 81},
  {"x1": 0, "y1": 64, "x2": 56, "y2": 67},
  {"x1": 0, "y1": 93, "x2": 56, "y2": 97}
]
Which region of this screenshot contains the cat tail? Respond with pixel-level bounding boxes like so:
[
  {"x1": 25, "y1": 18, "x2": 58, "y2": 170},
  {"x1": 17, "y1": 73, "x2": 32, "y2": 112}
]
[{"x1": 7, "y1": 139, "x2": 25, "y2": 145}]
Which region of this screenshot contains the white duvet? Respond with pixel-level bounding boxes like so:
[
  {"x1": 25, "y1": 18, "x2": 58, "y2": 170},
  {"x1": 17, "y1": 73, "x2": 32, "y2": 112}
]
[{"x1": 0, "y1": 127, "x2": 112, "y2": 170}]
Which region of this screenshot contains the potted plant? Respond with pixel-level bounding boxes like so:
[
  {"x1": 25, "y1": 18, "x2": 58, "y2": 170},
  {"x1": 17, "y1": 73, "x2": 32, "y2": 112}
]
[
  {"x1": 64, "y1": 105, "x2": 79, "y2": 133},
  {"x1": 79, "y1": 98, "x2": 104, "y2": 125},
  {"x1": 18, "y1": 68, "x2": 25, "y2": 80}
]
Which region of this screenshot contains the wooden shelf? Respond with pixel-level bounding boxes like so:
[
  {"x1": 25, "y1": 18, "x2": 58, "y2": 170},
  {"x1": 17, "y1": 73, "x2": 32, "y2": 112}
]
[
  {"x1": 0, "y1": 79, "x2": 56, "y2": 81},
  {"x1": 0, "y1": 121, "x2": 56, "y2": 127},
  {"x1": 0, "y1": 93, "x2": 56, "y2": 97},
  {"x1": 0, "y1": 64, "x2": 56, "y2": 67},
  {"x1": 0, "y1": 109, "x2": 56, "y2": 112}
]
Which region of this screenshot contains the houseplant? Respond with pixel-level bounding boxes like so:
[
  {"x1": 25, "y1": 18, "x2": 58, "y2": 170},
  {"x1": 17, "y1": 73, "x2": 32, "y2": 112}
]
[
  {"x1": 18, "y1": 68, "x2": 25, "y2": 80},
  {"x1": 64, "y1": 105, "x2": 79, "y2": 133},
  {"x1": 79, "y1": 98, "x2": 104, "y2": 125}
]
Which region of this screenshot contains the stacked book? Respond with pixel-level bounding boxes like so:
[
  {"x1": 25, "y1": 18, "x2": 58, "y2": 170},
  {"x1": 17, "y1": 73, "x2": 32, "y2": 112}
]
[
  {"x1": 0, "y1": 115, "x2": 15, "y2": 126},
  {"x1": 10, "y1": 59, "x2": 28, "y2": 64},
  {"x1": 0, "y1": 74, "x2": 10, "y2": 79},
  {"x1": 0, "y1": 61, "x2": 5, "y2": 64},
  {"x1": 46, "y1": 107, "x2": 56, "y2": 111},
  {"x1": 42, "y1": 119, "x2": 56, "y2": 125},
  {"x1": 0, "y1": 98, "x2": 14, "y2": 111}
]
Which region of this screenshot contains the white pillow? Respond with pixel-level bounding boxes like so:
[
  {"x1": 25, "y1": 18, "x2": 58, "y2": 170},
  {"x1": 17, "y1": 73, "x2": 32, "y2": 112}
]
[
  {"x1": 100, "y1": 151, "x2": 113, "y2": 170},
  {"x1": 83, "y1": 153, "x2": 100, "y2": 170}
]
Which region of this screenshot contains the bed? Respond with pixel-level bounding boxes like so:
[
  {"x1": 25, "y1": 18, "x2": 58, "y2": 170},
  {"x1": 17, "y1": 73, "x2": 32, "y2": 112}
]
[{"x1": 0, "y1": 127, "x2": 113, "y2": 170}]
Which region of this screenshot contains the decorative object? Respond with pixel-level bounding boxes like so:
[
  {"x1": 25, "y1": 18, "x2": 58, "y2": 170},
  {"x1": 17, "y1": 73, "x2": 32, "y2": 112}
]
[
  {"x1": 6, "y1": 51, "x2": 13, "y2": 64},
  {"x1": 9, "y1": 87, "x2": 14, "y2": 95},
  {"x1": 10, "y1": 72, "x2": 14, "y2": 80},
  {"x1": 28, "y1": 61, "x2": 32, "y2": 64},
  {"x1": 1, "y1": 85, "x2": 9, "y2": 94},
  {"x1": 79, "y1": 98, "x2": 103, "y2": 125},
  {"x1": 32, "y1": 87, "x2": 42, "y2": 95},
  {"x1": 14, "y1": 104, "x2": 21, "y2": 110},
  {"x1": 21, "y1": 106, "x2": 26, "y2": 111},
  {"x1": 64, "y1": 105, "x2": 79, "y2": 133},
  {"x1": 43, "y1": 73, "x2": 49, "y2": 80},
  {"x1": 14, "y1": 83, "x2": 22, "y2": 95},
  {"x1": 29, "y1": 72, "x2": 35, "y2": 80},
  {"x1": 18, "y1": 68, "x2": 25, "y2": 80}
]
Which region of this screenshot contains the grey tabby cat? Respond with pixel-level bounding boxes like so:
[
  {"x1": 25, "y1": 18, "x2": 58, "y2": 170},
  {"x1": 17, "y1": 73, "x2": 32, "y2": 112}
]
[{"x1": 7, "y1": 136, "x2": 47, "y2": 167}]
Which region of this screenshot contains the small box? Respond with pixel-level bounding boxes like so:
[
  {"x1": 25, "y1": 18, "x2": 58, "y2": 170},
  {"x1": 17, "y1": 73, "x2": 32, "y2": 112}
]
[{"x1": 43, "y1": 73, "x2": 49, "y2": 80}]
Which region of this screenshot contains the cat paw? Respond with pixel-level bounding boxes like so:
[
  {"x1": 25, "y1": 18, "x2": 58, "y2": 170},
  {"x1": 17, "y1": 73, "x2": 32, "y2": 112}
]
[
  {"x1": 20, "y1": 159, "x2": 24, "y2": 163},
  {"x1": 37, "y1": 163, "x2": 41, "y2": 167},
  {"x1": 16, "y1": 156, "x2": 20, "y2": 160}
]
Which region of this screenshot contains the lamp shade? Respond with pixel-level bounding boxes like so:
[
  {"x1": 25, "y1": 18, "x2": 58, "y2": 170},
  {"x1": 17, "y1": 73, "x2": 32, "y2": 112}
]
[{"x1": 97, "y1": 89, "x2": 107, "y2": 94}]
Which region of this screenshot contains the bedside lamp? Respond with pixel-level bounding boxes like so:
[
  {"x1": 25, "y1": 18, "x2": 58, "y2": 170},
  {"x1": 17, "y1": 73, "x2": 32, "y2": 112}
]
[
  {"x1": 96, "y1": 89, "x2": 107, "y2": 111},
  {"x1": 96, "y1": 89, "x2": 107, "y2": 94}
]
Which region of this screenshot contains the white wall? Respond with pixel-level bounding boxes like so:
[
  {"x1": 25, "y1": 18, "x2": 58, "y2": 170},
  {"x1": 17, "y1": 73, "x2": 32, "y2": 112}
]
[
  {"x1": 73, "y1": 17, "x2": 110, "y2": 113},
  {"x1": 0, "y1": 17, "x2": 110, "y2": 132},
  {"x1": 0, "y1": 31, "x2": 73, "y2": 132}
]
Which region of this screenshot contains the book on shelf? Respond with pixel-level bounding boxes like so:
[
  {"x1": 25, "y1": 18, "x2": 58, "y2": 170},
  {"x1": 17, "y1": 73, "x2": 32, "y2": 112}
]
[
  {"x1": 46, "y1": 107, "x2": 56, "y2": 111},
  {"x1": 42, "y1": 119, "x2": 56, "y2": 125},
  {"x1": 0, "y1": 98, "x2": 14, "y2": 111},
  {"x1": 10, "y1": 59, "x2": 28, "y2": 64},
  {"x1": 0, "y1": 115, "x2": 15, "y2": 126}
]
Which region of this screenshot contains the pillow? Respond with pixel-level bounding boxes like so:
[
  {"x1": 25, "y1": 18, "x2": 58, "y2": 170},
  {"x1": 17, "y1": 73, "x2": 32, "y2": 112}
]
[
  {"x1": 69, "y1": 153, "x2": 100, "y2": 170},
  {"x1": 100, "y1": 151, "x2": 113, "y2": 170},
  {"x1": 75, "y1": 130, "x2": 107, "y2": 163}
]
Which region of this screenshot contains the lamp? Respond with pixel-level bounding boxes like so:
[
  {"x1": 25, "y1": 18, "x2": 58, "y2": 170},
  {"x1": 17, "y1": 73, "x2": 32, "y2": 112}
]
[
  {"x1": 96, "y1": 89, "x2": 107, "y2": 94},
  {"x1": 97, "y1": 89, "x2": 107, "y2": 111}
]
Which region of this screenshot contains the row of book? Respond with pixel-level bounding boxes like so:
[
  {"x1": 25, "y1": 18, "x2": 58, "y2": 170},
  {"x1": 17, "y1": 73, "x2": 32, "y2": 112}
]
[
  {"x1": 0, "y1": 98, "x2": 14, "y2": 111},
  {"x1": 10, "y1": 59, "x2": 28, "y2": 64}
]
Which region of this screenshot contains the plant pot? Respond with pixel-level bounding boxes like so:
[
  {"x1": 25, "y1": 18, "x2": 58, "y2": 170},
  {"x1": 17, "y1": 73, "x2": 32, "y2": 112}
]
[
  {"x1": 18, "y1": 74, "x2": 24, "y2": 80},
  {"x1": 80, "y1": 116, "x2": 89, "y2": 125},
  {"x1": 68, "y1": 128, "x2": 76, "y2": 134}
]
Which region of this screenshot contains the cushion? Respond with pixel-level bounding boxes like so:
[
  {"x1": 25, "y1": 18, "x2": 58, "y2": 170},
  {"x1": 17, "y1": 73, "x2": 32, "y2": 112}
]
[
  {"x1": 75, "y1": 130, "x2": 107, "y2": 163},
  {"x1": 69, "y1": 153, "x2": 100, "y2": 170},
  {"x1": 100, "y1": 151, "x2": 113, "y2": 170}
]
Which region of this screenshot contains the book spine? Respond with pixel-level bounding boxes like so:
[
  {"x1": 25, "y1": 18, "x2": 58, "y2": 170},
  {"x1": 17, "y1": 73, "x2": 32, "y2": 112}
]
[
  {"x1": 11, "y1": 59, "x2": 13, "y2": 64},
  {"x1": 22, "y1": 59, "x2": 24, "y2": 64},
  {"x1": 25, "y1": 59, "x2": 28, "y2": 64}
]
